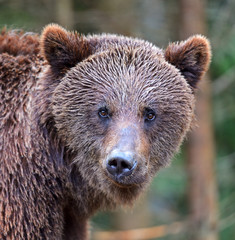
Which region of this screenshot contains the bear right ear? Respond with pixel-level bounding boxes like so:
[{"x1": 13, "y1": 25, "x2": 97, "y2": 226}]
[{"x1": 41, "y1": 24, "x2": 92, "y2": 74}]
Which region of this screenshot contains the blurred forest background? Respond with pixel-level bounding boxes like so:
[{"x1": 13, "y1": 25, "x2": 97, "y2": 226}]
[{"x1": 0, "y1": 0, "x2": 235, "y2": 240}]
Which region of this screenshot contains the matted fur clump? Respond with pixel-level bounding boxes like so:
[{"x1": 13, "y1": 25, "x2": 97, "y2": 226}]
[{"x1": 0, "y1": 24, "x2": 211, "y2": 239}]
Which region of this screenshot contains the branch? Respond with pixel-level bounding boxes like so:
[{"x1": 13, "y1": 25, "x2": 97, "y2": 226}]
[{"x1": 92, "y1": 221, "x2": 186, "y2": 240}]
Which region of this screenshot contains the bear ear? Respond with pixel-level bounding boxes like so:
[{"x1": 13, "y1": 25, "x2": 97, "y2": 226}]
[
  {"x1": 165, "y1": 35, "x2": 211, "y2": 89},
  {"x1": 41, "y1": 24, "x2": 92, "y2": 74}
]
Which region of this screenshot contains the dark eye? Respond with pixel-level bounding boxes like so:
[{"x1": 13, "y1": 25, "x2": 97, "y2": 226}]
[
  {"x1": 144, "y1": 108, "x2": 156, "y2": 122},
  {"x1": 98, "y1": 107, "x2": 109, "y2": 119}
]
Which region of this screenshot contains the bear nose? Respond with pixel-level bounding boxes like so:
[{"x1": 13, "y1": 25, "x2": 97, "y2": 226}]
[{"x1": 106, "y1": 151, "x2": 137, "y2": 178}]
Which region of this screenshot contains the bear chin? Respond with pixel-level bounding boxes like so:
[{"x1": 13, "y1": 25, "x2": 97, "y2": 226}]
[
  {"x1": 108, "y1": 182, "x2": 148, "y2": 206},
  {"x1": 101, "y1": 172, "x2": 150, "y2": 206}
]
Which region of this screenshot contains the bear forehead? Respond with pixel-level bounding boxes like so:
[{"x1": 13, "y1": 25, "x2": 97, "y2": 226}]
[
  {"x1": 61, "y1": 44, "x2": 192, "y2": 104},
  {"x1": 56, "y1": 49, "x2": 193, "y2": 118}
]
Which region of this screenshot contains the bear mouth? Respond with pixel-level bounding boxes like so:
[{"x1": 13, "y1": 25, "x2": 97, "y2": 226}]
[
  {"x1": 107, "y1": 175, "x2": 137, "y2": 188},
  {"x1": 103, "y1": 172, "x2": 130, "y2": 187},
  {"x1": 104, "y1": 170, "x2": 147, "y2": 188}
]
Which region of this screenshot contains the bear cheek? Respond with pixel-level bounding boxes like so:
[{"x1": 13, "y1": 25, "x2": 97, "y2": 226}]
[{"x1": 149, "y1": 111, "x2": 193, "y2": 170}]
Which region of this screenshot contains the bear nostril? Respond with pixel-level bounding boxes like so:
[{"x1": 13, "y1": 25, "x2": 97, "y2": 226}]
[
  {"x1": 121, "y1": 160, "x2": 130, "y2": 169},
  {"x1": 109, "y1": 159, "x2": 118, "y2": 167},
  {"x1": 106, "y1": 154, "x2": 137, "y2": 178}
]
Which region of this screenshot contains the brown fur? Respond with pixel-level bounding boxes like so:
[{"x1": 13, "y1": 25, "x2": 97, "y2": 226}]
[{"x1": 0, "y1": 24, "x2": 211, "y2": 239}]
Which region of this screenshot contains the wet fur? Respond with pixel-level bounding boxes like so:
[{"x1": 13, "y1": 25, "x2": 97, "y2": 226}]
[{"x1": 0, "y1": 24, "x2": 211, "y2": 239}]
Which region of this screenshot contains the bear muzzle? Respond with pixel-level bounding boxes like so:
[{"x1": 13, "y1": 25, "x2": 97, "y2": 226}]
[{"x1": 103, "y1": 123, "x2": 148, "y2": 185}]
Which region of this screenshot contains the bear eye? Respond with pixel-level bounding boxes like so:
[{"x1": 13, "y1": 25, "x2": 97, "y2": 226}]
[
  {"x1": 144, "y1": 108, "x2": 156, "y2": 122},
  {"x1": 98, "y1": 107, "x2": 109, "y2": 119}
]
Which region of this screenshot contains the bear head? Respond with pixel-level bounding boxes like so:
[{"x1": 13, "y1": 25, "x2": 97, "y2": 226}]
[{"x1": 40, "y1": 24, "x2": 211, "y2": 206}]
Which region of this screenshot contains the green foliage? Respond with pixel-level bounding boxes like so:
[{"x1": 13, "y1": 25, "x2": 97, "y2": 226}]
[
  {"x1": 211, "y1": 34, "x2": 235, "y2": 79},
  {"x1": 0, "y1": 3, "x2": 42, "y2": 30}
]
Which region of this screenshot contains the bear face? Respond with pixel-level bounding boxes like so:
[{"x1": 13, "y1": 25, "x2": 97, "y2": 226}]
[{"x1": 40, "y1": 24, "x2": 211, "y2": 206}]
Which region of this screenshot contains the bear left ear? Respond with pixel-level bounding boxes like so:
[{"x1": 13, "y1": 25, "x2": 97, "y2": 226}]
[
  {"x1": 41, "y1": 24, "x2": 92, "y2": 74},
  {"x1": 165, "y1": 35, "x2": 211, "y2": 89}
]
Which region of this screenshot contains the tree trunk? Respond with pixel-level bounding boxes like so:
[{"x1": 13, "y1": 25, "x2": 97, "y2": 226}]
[
  {"x1": 179, "y1": 0, "x2": 218, "y2": 239},
  {"x1": 55, "y1": 0, "x2": 74, "y2": 29}
]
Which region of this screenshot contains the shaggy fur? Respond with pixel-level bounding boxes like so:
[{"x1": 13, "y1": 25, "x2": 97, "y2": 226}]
[{"x1": 0, "y1": 24, "x2": 211, "y2": 240}]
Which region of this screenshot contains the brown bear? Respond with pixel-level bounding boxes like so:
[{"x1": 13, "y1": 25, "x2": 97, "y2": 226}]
[{"x1": 0, "y1": 24, "x2": 211, "y2": 240}]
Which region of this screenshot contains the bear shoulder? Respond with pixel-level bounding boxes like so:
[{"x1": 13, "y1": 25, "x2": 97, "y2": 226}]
[
  {"x1": 0, "y1": 29, "x2": 47, "y2": 139},
  {"x1": 0, "y1": 28, "x2": 43, "y2": 88},
  {"x1": 0, "y1": 29, "x2": 45, "y2": 113},
  {"x1": 0, "y1": 28, "x2": 40, "y2": 57}
]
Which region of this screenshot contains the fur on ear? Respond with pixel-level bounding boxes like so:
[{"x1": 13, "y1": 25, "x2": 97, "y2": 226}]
[
  {"x1": 41, "y1": 24, "x2": 92, "y2": 73},
  {"x1": 165, "y1": 35, "x2": 211, "y2": 89}
]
